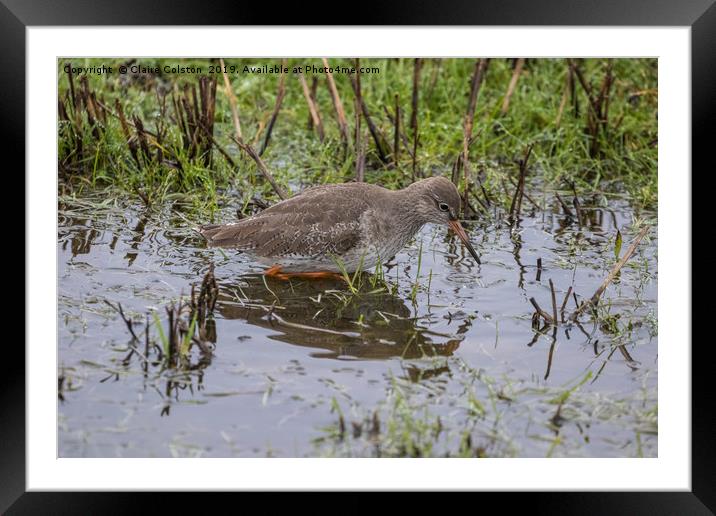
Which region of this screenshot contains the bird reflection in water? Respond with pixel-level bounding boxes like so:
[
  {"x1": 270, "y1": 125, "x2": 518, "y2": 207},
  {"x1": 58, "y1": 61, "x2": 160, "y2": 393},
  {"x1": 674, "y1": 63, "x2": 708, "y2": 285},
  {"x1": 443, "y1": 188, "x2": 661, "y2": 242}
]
[{"x1": 215, "y1": 274, "x2": 463, "y2": 361}]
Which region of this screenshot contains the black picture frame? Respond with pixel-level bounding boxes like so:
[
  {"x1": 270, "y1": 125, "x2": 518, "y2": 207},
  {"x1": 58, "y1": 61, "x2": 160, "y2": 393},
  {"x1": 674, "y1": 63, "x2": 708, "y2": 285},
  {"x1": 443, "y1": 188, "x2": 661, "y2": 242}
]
[{"x1": 5, "y1": 0, "x2": 709, "y2": 512}]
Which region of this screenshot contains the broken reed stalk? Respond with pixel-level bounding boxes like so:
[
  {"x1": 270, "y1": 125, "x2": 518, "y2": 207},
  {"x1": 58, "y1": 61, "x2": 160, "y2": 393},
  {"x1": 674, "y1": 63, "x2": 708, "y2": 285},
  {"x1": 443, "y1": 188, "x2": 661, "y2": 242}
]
[
  {"x1": 232, "y1": 136, "x2": 288, "y2": 200},
  {"x1": 532, "y1": 279, "x2": 572, "y2": 328},
  {"x1": 559, "y1": 286, "x2": 573, "y2": 323},
  {"x1": 555, "y1": 193, "x2": 575, "y2": 218},
  {"x1": 259, "y1": 59, "x2": 288, "y2": 156},
  {"x1": 104, "y1": 300, "x2": 140, "y2": 342},
  {"x1": 460, "y1": 153, "x2": 480, "y2": 218},
  {"x1": 382, "y1": 105, "x2": 414, "y2": 160},
  {"x1": 426, "y1": 58, "x2": 442, "y2": 103},
  {"x1": 515, "y1": 148, "x2": 532, "y2": 215},
  {"x1": 133, "y1": 115, "x2": 152, "y2": 164},
  {"x1": 393, "y1": 94, "x2": 401, "y2": 166},
  {"x1": 161, "y1": 286, "x2": 217, "y2": 366},
  {"x1": 192, "y1": 264, "x2": 218, "y2": 349},
  {"x1": 544, "y1": 337, "x2": 557, "y2": 380},
  {"x1": 322, "y1": 58, "x2": 350, "y2": 147},
  {"x1": 154, "y1": 91, "x2": 168, "y2": 162},
  {"x1": 411, "y1": 131, "x2": 420, "y2": 182},
  {"x1": 62, "y1": 67, "x2": 84, "y2": 169},
  {"x1": 536, "y1": 257, "x2": 543, "y2": 281},
  {"x1": 410, "y1": 58, "x2": 422, "y2": 134},
  {"x1": 568, "y1": 58, "x2": 614, "y2": 157},
  {"x1": 79, "y1": 76, "x2": 101, "y2": 140},
  {"x1": 477, "y1": 175, "x2": 492, "y2": 207},
  {"x1": 197, "y1": 264, "x2": 218, "y2": 316},
  {"x1": 501, "y1": 58, "x2": 525, "y2": 115},
  {"x1": 66, "y1": 64, "x2": 77, "y2": 112},
  {"x1": 507, "y1": 175, "x2": 541, "y2": 210},
  {"x1": 460, "y1": 59, "x2": 489, "y2": 216},
  {"x1": 298, "y1": 71, "x2": 325, "y2": 142},
  {"x1": 251, "y1": 113, "x2": 269, "y2": 148},
  {"x1": 530, "y1": 297, "x2": 555, "y2": 325},
  {"x1": 115, "y1": 98, "x2": 140, "y2": 167},
  {"x1": 144, "y1": 315, "x2": 151, "y2": 367},
  {"x1": 202, "y1": 130, "x2": 237, "y2": 169},
  {"x1": 349, "y1": 60, "x2": 390, "y2": 164},
  {"x1": 569, "y1": 63, "x2": 579, "y2": 117},
  {"x1": 467, "y1": 183, "x2": 490, "y2": 214},
  {"x1": 219, "y1": 58, "x2": 242, "y2": 141},
  {"x1": 599, "y1": 60, "x2": 614, "y2": 140},
  {"x1": 569, "y1": 60, "x2": 593, "y2": 104},
  {"x1": 570, "y1": 226, "x2": 650, "y2": 321},
  {"x1": 508, "y1": 144, "x2": 533, "y2": 219},
  {"x1": 198, "y1": 76, "x2": 217, "y2": 167},
  {"x1": 165, "y1": 302, "x2": 179, "y2": 364},
  {"x1": 354, "y1": 95, "x2": 365, "y2": 182},
  {"x1": 351, "y1": 59, "x2": 362, "y2": 103},
  {"x1": 58, "y1": 98, "x2": 69, "y2": 124},
  {"x1": 410, "y1": 58, "x2": 422, "y2": 181},
  {"x1": 171, "y1": 78, "x2": 218, "y2": 165},
  {"x1": 549, "y1": 279, "x2": 558, "y2": 324},
  {"x1": 570, "y1": 182, "x2": 584, "y2": 226},
  {"x1": 307, "y1": 77, "x2": 319, "y2": 130},
  {"x1": 153, "y1": 82, "x2": 231, "y2": 172}
]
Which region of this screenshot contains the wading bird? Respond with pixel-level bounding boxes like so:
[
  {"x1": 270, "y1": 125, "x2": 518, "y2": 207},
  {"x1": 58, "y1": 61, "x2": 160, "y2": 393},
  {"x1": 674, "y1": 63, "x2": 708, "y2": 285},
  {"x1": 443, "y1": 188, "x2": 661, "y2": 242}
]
[{"x1": 200, "y1": 176, "x2": 480, "y2": 280}]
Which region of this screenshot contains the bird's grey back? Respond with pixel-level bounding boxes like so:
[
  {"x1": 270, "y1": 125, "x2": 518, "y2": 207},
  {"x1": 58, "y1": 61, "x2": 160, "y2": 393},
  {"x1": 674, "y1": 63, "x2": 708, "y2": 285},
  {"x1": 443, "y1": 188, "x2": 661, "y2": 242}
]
[{"x1": 200, "y1": 182, "x2": 395, "y2": 259}]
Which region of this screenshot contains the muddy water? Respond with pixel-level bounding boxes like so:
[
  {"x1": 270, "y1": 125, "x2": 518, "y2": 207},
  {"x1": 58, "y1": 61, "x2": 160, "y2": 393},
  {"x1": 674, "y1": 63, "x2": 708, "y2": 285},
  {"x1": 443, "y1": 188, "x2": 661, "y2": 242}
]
[{"x1": 58, "y1": 190, "x2": 657, "y2": 457}]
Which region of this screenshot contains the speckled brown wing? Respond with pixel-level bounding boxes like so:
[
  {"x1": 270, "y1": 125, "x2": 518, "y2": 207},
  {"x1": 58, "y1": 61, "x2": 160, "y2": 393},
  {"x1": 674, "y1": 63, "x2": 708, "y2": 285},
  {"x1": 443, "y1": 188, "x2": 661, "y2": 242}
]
[{"x1": 199, "y1": 184, "x2": 379, "y2": 258}]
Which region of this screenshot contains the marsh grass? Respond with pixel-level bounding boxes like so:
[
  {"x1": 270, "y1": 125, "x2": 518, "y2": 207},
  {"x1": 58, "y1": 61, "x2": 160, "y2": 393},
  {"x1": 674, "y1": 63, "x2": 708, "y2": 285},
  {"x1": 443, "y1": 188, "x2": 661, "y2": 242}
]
[
  {"x1": 314, "y1": 357, "x2": 654, "y2": 458},
  {"x1": 110, "y1": 263, "x2": 218, "y2": 368},
  {"x1": 58, "y1": 57, "x2": 658, "y2": 218}
]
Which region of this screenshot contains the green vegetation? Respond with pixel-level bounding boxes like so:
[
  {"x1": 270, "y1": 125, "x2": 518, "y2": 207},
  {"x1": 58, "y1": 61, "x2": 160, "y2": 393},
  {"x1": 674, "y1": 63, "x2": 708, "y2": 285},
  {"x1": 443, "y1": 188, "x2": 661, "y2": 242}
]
[
  {"x1": 58, "y1": 58, "x2": 658, "y2": 216},
  {"x1": 313, "y1": 359, "x2": 656, "y2": 458},
  {"x1": 58, "y1": 57, "x2": 658, "y2": 458}
]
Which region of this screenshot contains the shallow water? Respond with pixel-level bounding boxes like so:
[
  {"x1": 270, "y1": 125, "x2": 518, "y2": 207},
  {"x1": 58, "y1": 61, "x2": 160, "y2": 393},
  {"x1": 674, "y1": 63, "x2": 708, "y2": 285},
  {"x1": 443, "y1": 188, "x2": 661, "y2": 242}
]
[{"x1": 58, "y1": 189, "x2": 657, "y2": 457}]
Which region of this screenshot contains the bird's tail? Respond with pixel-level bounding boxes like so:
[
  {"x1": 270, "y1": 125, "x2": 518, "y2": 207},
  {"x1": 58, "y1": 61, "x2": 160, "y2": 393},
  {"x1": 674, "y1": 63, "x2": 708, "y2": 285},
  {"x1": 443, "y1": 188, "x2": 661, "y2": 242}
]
[
  {"x1": 195, "y1": 221, "x2": 254, "y2": 249},
  {"x1": 197, "y1": 224, "x2": 223, "y2": 242}
]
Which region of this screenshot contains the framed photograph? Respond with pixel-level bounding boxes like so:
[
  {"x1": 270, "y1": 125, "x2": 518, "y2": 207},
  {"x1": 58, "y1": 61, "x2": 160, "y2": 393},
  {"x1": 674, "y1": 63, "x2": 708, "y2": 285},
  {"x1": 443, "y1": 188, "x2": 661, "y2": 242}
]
[{"x1": 6, "y1": 0, "x2": 709, "y2": 511}]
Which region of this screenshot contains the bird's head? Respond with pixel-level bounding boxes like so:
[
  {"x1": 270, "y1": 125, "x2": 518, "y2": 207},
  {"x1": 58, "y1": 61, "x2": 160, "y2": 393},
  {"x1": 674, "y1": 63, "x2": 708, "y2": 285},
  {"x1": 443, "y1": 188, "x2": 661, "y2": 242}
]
[{"x1": 408, "y1": 176, "x2": 481, "y2": 264}]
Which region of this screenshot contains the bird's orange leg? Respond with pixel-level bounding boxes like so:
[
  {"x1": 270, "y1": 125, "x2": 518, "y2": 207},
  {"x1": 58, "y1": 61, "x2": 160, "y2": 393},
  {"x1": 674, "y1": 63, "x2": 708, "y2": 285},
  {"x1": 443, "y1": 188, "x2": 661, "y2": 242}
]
[
  {"x1": 263, "y1": 265, "x2": 345, "y2": 282},
  {"x1": 263, "y1": 264, "x2": 284, "y2": 277}
]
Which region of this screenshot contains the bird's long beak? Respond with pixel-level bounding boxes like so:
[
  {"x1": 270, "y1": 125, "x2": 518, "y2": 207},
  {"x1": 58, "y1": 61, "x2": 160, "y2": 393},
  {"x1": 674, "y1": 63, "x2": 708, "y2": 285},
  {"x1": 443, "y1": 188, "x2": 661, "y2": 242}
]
[{"x1": 448, "y1": 220, "x2": 481, "y2": 265}]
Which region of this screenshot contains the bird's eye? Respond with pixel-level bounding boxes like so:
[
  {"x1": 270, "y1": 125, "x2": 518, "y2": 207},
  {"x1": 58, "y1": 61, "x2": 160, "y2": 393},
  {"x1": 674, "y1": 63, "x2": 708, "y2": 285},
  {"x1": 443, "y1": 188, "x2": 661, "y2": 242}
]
[{"x1": 438, "y1": 202, "x2": 449, "y2": 212}]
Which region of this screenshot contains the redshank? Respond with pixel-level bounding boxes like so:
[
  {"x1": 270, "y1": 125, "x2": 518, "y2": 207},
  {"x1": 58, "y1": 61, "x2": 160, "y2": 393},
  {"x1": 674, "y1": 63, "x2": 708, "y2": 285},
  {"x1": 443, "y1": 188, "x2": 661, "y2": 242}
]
[{"x1": 199, "y1": 176, "x2": 480, "y2": 279}]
